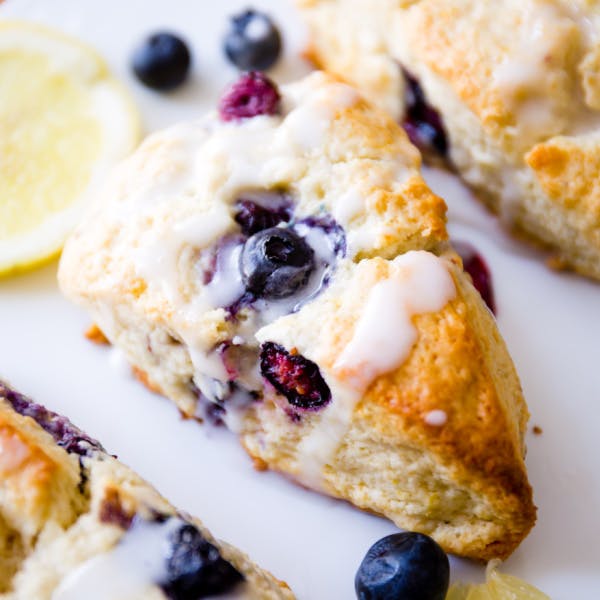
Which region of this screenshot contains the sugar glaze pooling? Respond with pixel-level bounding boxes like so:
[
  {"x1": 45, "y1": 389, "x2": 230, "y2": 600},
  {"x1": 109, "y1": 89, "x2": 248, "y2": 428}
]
[{"x1": 52, "y1": 518, "x2": 182, "y2": 600}]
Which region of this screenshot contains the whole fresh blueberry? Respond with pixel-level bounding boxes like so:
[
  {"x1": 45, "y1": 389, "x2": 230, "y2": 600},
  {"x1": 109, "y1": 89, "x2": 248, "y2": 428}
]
[
  {"x1": 224, "y1": 9, "x2": 282, "y2": 71},
  {"x1": 219, "y1": 71, "x2": 281, "y2": 121},
  {"x1": 132, "y1": 32, "x2": 191, "y2": 91},
  {"x1": 161, "y1": 523, "x2": 244, "y2": 599},
  {"x1": 260, "y1": 342, "x2": 331, "y2": 410},
  {"x1": 240, "y1": 227, "x2": 315, "y2": 299},
  {"x1": 355, "y1": 532, "x2": 449, "y2": 600}
]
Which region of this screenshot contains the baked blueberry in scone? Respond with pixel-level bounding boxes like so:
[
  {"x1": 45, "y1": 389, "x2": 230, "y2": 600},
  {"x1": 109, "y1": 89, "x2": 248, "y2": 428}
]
[
  {"x1": 59, "y1": 71, "x2": 535, "y2": 561},
  {"x1": 299, "y1": 0, "x2": 600, "y2": 280},
  {"x1": 0, "y1": 381, "x2": 292, "y2": 599}
]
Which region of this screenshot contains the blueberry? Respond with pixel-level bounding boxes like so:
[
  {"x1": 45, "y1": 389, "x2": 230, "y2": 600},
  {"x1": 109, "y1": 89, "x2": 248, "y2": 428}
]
[
  {"x1": 224, "y1": 9, "x2": 282, "y2": 71},
  {"x1": 234, "y1": 198, "x2": 291, "y2": 236},
  {"x1": 401, "y1": 69, "x2": 448, "y2": 157},
  {"x1": 161, "y1": 523, "x2": 244, "y2": 599},
  {"x1": 219, "y1": 71, "x2": 281, "y2": 121},
  {"x1": 260, "y1": 342, "x2": 331, "y2": 410},
  {"x1": 132, "y1": 32, "x2": 191, "y2": 91},
  {"x1": 240, "y1": 227, "x2": 314, "y2": 299},
  {"x1": 0, "y1": 381, "x2": 104, "y2": 457},
  {"x1": 453, "y1": 241, "x2": 496, "y2": 313},
  {"x1": 355, "y1": 532, "x2": 449, "y2": 600}
]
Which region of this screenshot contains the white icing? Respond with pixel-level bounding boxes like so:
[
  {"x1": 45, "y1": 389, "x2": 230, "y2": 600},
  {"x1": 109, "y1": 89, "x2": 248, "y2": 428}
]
[
  {"x1": 204, "y1": 242, "x2": 245, "y2": 308},
  {"x1": 52, "y1": 518, "x2": 182, "y2": 600},
  {"x1": 491, "y1": 2, "x2": 589, "y2": 140},
  {"x1": 296, "y1": 251, "x2": 456, "y2": 488},
  {"x1": 333, "y1": 251, "x2": 456, "y2": 390},
  {"x1": 424, "y1": 409, "x2": 448, "y2": 427},
  {"x1": 134, "y1": 207, "x2": 233, "y2": 305},
  {"x1": 295, "y1": 383, "x2": 362, "y2": 488}
]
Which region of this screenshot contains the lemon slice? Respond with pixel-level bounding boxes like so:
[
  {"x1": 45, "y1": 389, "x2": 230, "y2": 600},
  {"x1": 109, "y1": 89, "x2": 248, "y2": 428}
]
[
  {"x1": 0, "y1": 20, "x2": 140, "y2": 276},
  {"x1": 446, "y1": 562, "x2": 551, "y2": 600}
]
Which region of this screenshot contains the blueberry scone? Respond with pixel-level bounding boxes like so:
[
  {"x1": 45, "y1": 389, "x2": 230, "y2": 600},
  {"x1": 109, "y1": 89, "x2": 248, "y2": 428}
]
[
  {"x1": 299, "y1": 0, "x2": 600, "y2": 279},
  {"x1": 59, "y1": 71, "x2": 536, "y2": 560},
  {"x1": 0, "y1": 381, "x2": 292, "y2": 599}
]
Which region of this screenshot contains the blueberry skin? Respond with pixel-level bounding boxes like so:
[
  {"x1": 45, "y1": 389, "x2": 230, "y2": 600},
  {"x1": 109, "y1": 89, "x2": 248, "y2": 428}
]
[
  {"x1": 260, "y1": 342, "x2": 331, "y2": 410},
  {"x1": 132, "y1": 32, "x2": 191, "y2": 91},
  {"x1": 224, "y1": 10, "x2": 282, "y2": 71},
  {"x1": 234, "y1": 198, "x2": 291, "y2": 236},
  {"x1": 219, "y1": 71, "x2": 281, "y2": 121},
  {"x1": 453, "y1": 241, "x2": 496, "y2": 314},
  {"x1": 355, "y1": 532, "x2": 449, "y2": 600},
  {"x1": 240, "y1": 227, "x2": 315, "y2": 299},
  {"x1": 161, "y1": 523, "x2": 244, "y2": 599},
  {"x1": 401, "y1": 69, "x2": 448, "y2": 157}
]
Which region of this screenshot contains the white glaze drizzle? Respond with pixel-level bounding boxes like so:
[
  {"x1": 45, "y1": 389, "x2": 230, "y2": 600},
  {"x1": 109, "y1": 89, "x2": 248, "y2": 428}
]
[
  {"x1": 490, "y1": 1, "x2": 600, "y2": 142},
  {"x1": 134, "y1": 206, "x2": 233, "y2": 305},
  {"x1": 333, "y1": 251, "x2": 456, "y2": 389},
  {"x1": 424, "y1": 409, "x2": 448, "y2": 427},
  {"x1": 296, "y1": 251, "x2": 456, "y2": 488},
  {"x1": 52, "y1": 517, "x2": 182, "y2": 600},
  {"x1": 492, "y1": 3, "x2": 572, "y2": 138}
]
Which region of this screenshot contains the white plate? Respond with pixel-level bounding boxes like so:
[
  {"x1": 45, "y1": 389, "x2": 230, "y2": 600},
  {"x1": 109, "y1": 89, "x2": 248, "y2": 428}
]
[{"x1": 1, "y1": 1, "x2": 599, "y2": 598}]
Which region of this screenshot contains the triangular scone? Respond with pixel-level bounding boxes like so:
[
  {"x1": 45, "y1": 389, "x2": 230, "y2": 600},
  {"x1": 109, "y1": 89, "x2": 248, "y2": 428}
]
[
  {"x1": 58, "y1": 71, "x2": 534, "y2": 560},
  {"x1": 0, "y1": 382, "x2": 292, "y2": 599},
  {"x1": 298, "y1": 0, "x2": 600, "y2": 279}
]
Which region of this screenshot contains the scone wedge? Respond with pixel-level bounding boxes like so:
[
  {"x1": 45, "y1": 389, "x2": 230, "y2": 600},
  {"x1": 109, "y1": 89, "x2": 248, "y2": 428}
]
[
  {"x1": 59, "y1": 71, "x2": 535, "y2": 560},
  {"x1": 299, "y1": 0, "x2": 600, "y2": 279},
  {"x1": 0, "y1": 381, "x2": 292, "y2": 599}
]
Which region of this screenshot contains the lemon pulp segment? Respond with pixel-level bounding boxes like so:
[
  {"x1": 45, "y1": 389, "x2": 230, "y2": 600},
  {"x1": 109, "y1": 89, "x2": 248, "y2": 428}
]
[{"x1": 0, "y1": 21, "x2": 140, "y2": 276}]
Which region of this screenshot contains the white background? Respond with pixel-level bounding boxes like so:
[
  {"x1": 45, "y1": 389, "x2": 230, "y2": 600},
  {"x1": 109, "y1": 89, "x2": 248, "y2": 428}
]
[{"x1": 1, "y1": 1, "x2": 599, "y2": 598}]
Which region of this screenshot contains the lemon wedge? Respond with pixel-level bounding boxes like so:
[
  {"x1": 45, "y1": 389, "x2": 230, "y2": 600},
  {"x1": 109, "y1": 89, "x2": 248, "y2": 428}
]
[
  {"x1": 447, "y1": 562, "x2": 551, "y2": 600},
  {"x1": 0, "y1": 20, "x2": 140, "y2": 276}
]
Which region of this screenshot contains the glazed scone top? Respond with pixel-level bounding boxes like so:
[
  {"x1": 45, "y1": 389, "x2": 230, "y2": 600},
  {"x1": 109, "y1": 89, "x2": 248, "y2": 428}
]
[
  {"x1": 388, "y1": 1, "x2": 600, "y2": 151},
  {"x1": 303, "y1": 0, "x2": 600, "y2": 147},
  {"x1": 59, "y1": 71, "x2": 447, "y2": 417}
]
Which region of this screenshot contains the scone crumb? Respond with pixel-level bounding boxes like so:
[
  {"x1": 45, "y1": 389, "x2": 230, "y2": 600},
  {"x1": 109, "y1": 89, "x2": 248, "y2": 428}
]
[
  {"x1": 85, "y1": 324, "x2": 110, "y2": 345},
  {"x1": 251, "y1": 456, "x2": 269, "y2": 471},
  {"x1": 532, "y1": 425, "x2": 543, "y2": 435},
  {"x1": 546, "y1": 254, "x2": 569, "y2": 271},
  {"x1": 99, "y1": 487, "x2": 134, "y2": 529}
]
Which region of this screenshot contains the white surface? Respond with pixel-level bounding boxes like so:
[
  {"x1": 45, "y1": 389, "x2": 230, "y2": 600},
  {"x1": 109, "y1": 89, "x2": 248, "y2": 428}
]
[{"x1": 1, "y1": 1, "x2": 599, "y2": 598}]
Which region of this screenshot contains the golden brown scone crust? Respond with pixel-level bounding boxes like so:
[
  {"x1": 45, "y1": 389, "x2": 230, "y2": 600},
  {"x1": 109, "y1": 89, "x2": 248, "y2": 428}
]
[
  {"x1": 243, "y1": 256, "x2": 534, "y2": 561},
  {"x1": 299, "y1": 0, "x2": 600, "y2": 278},
  {"x1": 59, "y1": 72, "x2": 534, "y2": 560},
  {"x1": 0, "y1": 389, "x2": 293, "y2": 599}
]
